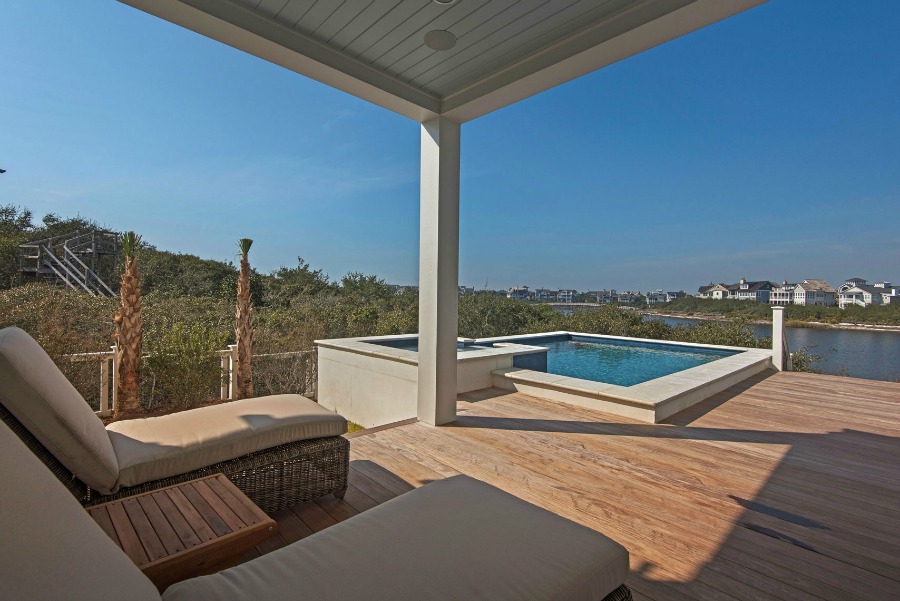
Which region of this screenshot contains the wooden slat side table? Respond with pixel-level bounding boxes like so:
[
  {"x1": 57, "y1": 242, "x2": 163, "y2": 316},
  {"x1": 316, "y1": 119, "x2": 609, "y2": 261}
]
[{"x1": 88, "y1": 474, "x2": 276, "y2": 592}]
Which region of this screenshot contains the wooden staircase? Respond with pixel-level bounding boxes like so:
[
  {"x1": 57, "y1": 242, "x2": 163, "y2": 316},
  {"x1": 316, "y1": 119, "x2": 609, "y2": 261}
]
[{"x1": 18, "y1": 230, "x2": 119, "y2": 296}]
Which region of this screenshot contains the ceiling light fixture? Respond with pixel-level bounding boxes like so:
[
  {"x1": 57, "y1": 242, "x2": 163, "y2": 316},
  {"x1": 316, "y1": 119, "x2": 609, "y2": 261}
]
[
  {"x1": 433, "y1": 0, "x2": 458, "y2": 5},
  {"x1": 424, "y1": 30, "x2": 457, "y2": 51}
]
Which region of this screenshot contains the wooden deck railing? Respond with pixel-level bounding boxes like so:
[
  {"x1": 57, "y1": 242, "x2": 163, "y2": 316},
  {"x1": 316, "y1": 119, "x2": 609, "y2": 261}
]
[
  {"x1": 66, "y1": 346, "x2": 317, "y2": 417},
  {"x1": 66, "y1": 347, "x2": 118, "y2": 417}
]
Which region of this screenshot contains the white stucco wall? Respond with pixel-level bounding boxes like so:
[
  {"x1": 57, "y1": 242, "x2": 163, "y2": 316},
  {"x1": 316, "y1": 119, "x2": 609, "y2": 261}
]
[{"x1": 316, "y1": 338, "x2": 546, "y2": 428}]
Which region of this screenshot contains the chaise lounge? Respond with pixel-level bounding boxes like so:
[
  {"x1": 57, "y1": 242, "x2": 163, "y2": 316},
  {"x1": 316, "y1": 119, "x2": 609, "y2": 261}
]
[
  {"x1": 0, "y1": 326, "x2": 348, "y2": 512},
  {"x1": 0, "y1": 413, "x2": 632, "y2": 600},
  {"x1": 1, "y1": 325, "x2": 632, "y2": 599}
]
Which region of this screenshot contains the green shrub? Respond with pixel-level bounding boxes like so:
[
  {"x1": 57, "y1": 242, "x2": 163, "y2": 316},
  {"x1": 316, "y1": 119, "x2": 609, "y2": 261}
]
[
  {"x1": 144, "y1": 323, "x2": 228, "y2": 410},
  {"x1": 668, "y1": 318, "x2": 770, "y2": 349},
  {"x1": 789, "y1": 345, "x2": 827, "y2": 373}
]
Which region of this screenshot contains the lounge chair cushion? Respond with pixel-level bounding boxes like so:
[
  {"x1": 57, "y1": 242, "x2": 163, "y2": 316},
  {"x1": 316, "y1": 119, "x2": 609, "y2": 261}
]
[
  {"x1": 0, "y1": 327, "x2": 120, "y2": 493},
  {"x1": 0, "y1": 419, "x2": 161, "y2": 601},
  {"x1": 107, "y1": 394, "x2": 347, "y2": 488},
  {"x1": 162, "y1": 475, "x2": 629, "y2": 601}
]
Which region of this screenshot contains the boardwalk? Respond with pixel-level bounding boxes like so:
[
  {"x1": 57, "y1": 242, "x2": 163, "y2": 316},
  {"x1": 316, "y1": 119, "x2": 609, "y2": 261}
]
[{"x1": 250, "y1": 371, "x2": 900, "y2": 600}]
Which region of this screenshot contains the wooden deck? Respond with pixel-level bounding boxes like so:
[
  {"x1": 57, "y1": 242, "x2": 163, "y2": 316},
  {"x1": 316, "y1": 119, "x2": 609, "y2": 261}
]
[{"x1": 250, "y1": 370, "x2": 900, "y2": 600}]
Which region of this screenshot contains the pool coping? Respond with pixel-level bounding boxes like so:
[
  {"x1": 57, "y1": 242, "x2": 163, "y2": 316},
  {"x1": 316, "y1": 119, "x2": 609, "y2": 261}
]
[{"x1": 315, "y1": 333, "x2": 548, "y2": 366}]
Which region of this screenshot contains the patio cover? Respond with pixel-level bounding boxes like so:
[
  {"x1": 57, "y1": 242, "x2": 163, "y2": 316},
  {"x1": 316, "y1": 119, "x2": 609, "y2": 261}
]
[{"x1": 118, "y1": 0, "x2": 766, "y2": 424}]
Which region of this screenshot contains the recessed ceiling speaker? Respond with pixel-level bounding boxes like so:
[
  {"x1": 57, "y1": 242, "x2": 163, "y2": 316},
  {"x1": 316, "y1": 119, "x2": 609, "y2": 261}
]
[{"x1": 424, "y1": 30, "x2": 457, "y2": 51}]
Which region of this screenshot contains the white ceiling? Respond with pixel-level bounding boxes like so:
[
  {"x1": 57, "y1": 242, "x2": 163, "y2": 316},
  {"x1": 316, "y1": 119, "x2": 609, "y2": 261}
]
[{"x1": 119, "y1": 0, "x2": 766, "y2": 122}]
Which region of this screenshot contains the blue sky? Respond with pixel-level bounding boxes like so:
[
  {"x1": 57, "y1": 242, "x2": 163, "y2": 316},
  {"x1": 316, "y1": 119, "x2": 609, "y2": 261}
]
[{"x1": 1, "y1": 1, "x2": 898, "y2": 292}]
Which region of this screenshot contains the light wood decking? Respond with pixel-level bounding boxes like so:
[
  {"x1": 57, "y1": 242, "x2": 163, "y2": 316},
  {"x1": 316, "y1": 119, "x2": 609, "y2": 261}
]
[{"x1": 251, "y1": 370, "x2": 900, "y2": 600}]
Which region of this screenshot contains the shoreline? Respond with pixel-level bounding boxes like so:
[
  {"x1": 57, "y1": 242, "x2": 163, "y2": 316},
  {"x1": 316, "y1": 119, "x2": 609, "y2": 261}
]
[{"x1": 644, "y1": 312, "x2": 900, "y2": 334}]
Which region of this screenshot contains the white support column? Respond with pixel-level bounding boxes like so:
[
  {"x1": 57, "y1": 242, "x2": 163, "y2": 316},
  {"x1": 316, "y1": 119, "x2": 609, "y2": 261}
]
[
  {"x1": 418, "y1": 117, "x2": 461, "y2": 426},
  {"x1": 771, "y1": 306, "x2": 785, "y2": 371}
]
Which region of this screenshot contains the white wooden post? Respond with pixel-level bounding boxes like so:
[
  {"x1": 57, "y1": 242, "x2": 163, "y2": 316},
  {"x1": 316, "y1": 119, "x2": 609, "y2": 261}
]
[
  {"x1": 417, "y1": 116, "x2": 461, "y2": 426},
  {"x1": 772, "y1": 306, "x2": 785, "y2": 371},
  {"x1": 99, "y1": 357, "x2": 110, "y2": 417},
  {"x1": 110, "y1": 344, "x2": 118, "y2": 414},
  {"x1": 228, "y1": 344, "x2": 239, "y2": 400},
  {"x1": 220, "y1": 353, "x2": 229, "y2": 400}
]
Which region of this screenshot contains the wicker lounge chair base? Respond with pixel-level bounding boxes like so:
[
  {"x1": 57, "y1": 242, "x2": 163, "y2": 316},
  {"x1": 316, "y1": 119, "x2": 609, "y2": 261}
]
[
  {"x1": 0, "y1": 403, "x2": 348, "y2": 513},
  {"x1": 603, "y1": 584, "x2": 632, "y2": 601}
]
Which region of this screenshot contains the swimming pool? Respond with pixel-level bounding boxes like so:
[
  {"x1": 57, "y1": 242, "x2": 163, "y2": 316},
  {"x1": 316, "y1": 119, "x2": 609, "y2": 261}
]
[
  {"x1": 319, "y1": 331, "x2": 771, "y2": 424},
  {"x1": 506, "y1": 335, "x2": 738, "y2": 386}
]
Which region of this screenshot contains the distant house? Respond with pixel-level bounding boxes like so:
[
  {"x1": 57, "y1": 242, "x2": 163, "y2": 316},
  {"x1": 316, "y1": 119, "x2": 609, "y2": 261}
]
[
  {"x1": 666, "y1": 290, "x2": 687, "y2": 302},
  {"x1": 616, "y1": 291, "x2": 638, "y2": 305},
  {"x1": 769, "y1": 281, "x2": 796, "y2": 306},
  {"x1": 793, "y1": 280, "x2": 836, "y2": 306},
  {"x1": 556, "y1": 289, "x2": 577, "y2": 303},
  {"x1": 506, "y1": 286, "x2": 531, "y2": 301},
  {"x1": 838, "y1": 278, "x2": 899, "y2": 308},
  {"x1": 697, "y1": 283, "x2": 729, "y2": 300},
  {"x1": 458, "y1": 286, "x2": 475, "y2": 296},
  {"x1": 594, "y1": 289, "x2": 616, "y2": 304},
  {"x1": 875, "y1": 282, "x2": 900, "y2": 304},
  {"x1": 771, "y1": 279, "x2": 836, "y2": 306},
  {"x1": 534, "y1": 288, "x2": 554, "y2": 302},
  {"x1": 646, "y1": 291, "x2": 667, "y2": 305},
  {"x1": 729, "y1": 278, "x2": 775, "y2": 303}
]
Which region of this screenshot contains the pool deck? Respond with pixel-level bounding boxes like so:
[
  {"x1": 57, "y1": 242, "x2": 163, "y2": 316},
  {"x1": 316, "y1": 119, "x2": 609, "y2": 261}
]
[{"x1": 247, "y1": 370, "x2": 900, "y2": 600}]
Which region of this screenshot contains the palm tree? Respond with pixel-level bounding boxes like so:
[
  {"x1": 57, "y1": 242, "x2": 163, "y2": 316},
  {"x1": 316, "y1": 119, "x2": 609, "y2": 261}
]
[
  {"x1": 114, "y1": 231, "x2": 143, "y2": 417},
  {"x1": 235, "y1": 238, "x2": 254, "y2": 399}
]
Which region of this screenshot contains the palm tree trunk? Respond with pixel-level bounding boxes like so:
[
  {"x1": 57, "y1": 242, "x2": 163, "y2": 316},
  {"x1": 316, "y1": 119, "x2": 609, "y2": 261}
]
[
  {"x1": 114, "y1": 253, "x2": 142, "y2": 417},
  {"x1": 235, "y1": 240, "x2": 254, "y2": 399}
]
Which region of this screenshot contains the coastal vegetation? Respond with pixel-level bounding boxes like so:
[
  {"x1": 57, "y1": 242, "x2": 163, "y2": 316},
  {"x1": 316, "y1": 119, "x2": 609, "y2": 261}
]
[{"x1": 1, "y1": 203, "x2": 878, "y2": 413}]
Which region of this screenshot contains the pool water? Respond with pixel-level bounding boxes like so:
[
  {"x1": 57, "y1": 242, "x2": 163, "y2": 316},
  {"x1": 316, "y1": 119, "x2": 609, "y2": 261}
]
[
  {"x1": 370, "y1": 334, "x2": 739, "y2": 387},
  {"x1": 529, "y1": 338, "x2": 737, "y2": 386},
  {"x1": 372, "y1": 339, "x2": 487, "y2": 353}
]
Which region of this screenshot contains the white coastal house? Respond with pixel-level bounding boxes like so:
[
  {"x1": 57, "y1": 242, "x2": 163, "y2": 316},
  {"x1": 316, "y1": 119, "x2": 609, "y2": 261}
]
[
  {"x1": 556, "y1": 289, "x2": 577, "y2": 304},
  {"x1": 506, "y1": 286, "x2": 531, "y2": 301},
  {"x1": 588, "y1": 290, "x2": 617, "y2": 304},
  {"x1": 646, "y1": 291, "x2": 668, "y2": 305},
  {"x1": 730, "y1": 278, "x2": 775, "y2": 303},
  {"x1": 698, "y1": 283, "x2": 730, "y2": 299},
  {"x1": 616, "y1": 291, "x2": 640, "y2": 304},
  {"x1": 534, "y1": 288, "x2": 554, "y2": 302},
  {"x1": 838, "y1": 278, "x2": 900, "y2": 308},
  {"x1": 771, "y1": 279, "x2": 836, "y2": 306},
  {"x1": 769, "y1": 281, "x2": 796, "y2": 306},
  {"x1": 793, "y1": 280, "x2": 836, "y2": 306}
]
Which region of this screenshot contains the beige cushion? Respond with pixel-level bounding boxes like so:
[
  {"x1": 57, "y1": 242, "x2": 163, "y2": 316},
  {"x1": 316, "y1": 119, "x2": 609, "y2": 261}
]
[
  {"x1": 0, "y1": 327, "x2": 120, "y2": 493},
  {"x1": 108, "y1": 394, "x2": 347, "y2": 488},
  {"x1": 163, "y1": 475, "x2": 629, "y2": 601},
  {"x1": 0, "y1": 418, "x2": 161, "y2": 601}
]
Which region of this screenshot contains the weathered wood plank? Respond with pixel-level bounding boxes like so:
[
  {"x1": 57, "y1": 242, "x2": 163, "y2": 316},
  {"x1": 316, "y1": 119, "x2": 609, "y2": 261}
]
[
  {"x1": 151, "y1": 490, "x2": 203, "y2": 548},
  {"x1": 122, "y1": 497, "x2": 167, "y2": 562}
]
